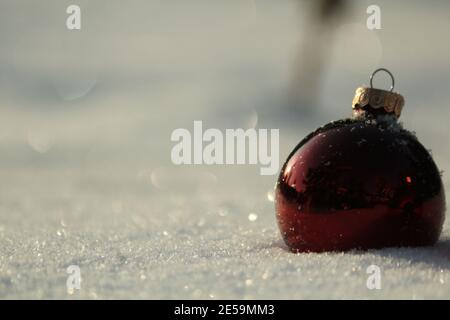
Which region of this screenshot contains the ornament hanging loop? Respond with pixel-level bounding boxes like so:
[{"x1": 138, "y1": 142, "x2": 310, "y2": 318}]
[
  {"x1": 370, "y1": 68, "x2": 395, "y2": 92},
  {"x1": 352, "y1": 68, "x2": 404, "y2": 118}
]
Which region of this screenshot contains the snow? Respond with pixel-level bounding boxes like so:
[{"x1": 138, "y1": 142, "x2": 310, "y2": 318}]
[{"x1": 0, "y1": 1, "x2": 450, "y2": 299}]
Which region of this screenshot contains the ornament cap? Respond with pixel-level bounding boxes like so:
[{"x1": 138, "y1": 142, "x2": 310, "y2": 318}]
[{"x1": 352, "y1": 68, "x2": 405, "y2": 118}]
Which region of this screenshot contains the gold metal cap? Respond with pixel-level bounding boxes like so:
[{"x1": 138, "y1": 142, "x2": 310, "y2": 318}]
[{"x1": 352, "y1": 68, "x2": 405, "y2": 118}]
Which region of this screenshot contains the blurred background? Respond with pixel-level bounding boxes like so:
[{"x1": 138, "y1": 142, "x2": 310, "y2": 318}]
[{"x1": 0, "y1": 0, "x2": 449, "y2": 299}]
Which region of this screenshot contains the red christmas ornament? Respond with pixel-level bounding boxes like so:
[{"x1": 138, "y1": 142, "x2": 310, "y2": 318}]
[{"x1": 275, "y1": 68, "x2": 446, "y2": 252}]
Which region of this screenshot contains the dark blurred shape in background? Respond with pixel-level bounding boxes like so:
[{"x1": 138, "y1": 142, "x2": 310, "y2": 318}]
[{"x1": 288, "y1": 0, "x2": 349, "y2": 116}]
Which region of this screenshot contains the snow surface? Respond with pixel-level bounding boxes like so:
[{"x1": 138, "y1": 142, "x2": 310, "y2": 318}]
[{"x1": 0, "y1": 1, "x2": 449, "y2": 299}]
